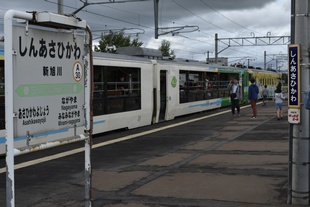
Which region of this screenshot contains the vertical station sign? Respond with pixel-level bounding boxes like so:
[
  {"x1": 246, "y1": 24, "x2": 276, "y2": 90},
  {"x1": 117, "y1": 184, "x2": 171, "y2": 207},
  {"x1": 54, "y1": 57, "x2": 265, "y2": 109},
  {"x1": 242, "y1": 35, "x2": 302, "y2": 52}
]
[
  {"x1": 12, "y1": 26, "x2": 86, "y2": 137},
  {"x1": 288, "y1": 44, "x2": 300, "y2": 124}
]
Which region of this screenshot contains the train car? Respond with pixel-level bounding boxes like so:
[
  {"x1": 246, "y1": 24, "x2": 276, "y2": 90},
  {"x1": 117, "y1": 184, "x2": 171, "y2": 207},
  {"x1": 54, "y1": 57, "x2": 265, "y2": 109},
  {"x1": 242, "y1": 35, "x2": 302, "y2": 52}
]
[
  {"x1": 151, "y1": 60, "x2": 248, "y2": 122},
  {"x1": 0, "y1": 45, "x2": 282, "y2": 155},
  {"x1": 248, "y1": 68, "x2": 281, "y2": 98},
  {"x1": 92, "y1": 52, "x2": 154, "y2": 134}
]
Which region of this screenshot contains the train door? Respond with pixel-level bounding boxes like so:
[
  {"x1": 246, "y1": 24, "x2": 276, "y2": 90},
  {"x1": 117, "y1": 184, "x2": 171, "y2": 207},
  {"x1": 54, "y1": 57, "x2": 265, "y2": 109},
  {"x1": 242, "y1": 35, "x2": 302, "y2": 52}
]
[{"x1": 159, "y1": 70, "x2": 167, "y2": 121}]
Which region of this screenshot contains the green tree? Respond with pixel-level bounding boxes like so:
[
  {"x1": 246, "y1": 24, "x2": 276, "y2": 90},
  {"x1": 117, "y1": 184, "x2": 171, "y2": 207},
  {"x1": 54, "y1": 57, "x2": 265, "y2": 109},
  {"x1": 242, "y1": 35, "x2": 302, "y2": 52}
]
[
  {"x1": 94, "y1": 31, "x2": 143, "y2": 52},
  {"x1": 158, "y1": 40, "x2": 175, "y2": 59}
]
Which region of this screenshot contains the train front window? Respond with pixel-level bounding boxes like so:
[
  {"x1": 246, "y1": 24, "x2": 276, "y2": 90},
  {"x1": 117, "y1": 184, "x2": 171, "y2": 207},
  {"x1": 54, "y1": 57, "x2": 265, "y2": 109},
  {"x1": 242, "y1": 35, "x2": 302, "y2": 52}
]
[{"x1": 93, "y1": 65, "x2": 141, "y2": 115}]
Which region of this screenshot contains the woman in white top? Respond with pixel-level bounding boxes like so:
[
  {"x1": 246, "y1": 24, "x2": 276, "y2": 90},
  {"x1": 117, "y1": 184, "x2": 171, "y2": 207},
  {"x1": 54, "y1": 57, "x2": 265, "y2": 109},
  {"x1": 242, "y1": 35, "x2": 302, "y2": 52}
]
[{"x1": 274, "y1": 89, "x2": 285, "y2": 120}]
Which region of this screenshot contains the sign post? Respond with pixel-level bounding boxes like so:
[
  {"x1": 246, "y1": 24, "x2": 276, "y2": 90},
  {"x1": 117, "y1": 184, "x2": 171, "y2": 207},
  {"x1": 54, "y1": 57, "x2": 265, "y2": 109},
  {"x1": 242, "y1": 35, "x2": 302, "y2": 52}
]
[{"x1": 4, "y1": 10, "x2": 91, "y2": 207}]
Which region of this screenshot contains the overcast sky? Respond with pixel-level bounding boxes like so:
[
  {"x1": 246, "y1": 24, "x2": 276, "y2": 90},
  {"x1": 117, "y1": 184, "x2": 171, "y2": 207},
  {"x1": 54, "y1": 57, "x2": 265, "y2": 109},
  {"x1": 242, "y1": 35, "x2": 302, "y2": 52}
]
[{"x1": 0, "y1": 0, "x2": 291, "y2": 69}]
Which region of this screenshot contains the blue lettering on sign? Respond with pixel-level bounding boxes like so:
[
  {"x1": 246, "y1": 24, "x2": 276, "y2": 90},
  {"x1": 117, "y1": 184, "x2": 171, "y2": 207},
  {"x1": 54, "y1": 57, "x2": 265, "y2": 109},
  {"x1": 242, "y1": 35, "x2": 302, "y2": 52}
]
[{"x1": 288, "y1": 44, "x2": 300, "y2": 108}]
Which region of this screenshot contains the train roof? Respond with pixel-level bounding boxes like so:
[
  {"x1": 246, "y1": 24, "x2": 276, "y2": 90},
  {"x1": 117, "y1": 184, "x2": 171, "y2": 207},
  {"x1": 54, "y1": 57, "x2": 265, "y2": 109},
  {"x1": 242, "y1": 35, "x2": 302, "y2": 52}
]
[
  {"x1": 156, "y1": 58, "x2": 245, "y2": 71},
  {"x1": 248, "y1": 68, "x2": 280, "y2": 74},
  {"x1": 93, "y1": 51, "x2": 281, "y2": 75},
  {"x1": 93, "y1": 50, "x2": 155, "y2": 63},
  {"x1": 0, "y1": 42, "x2": 283, "y2": 75},
  {"x1": 116, "y1": 47, "x2": 162, "y2": 58}
]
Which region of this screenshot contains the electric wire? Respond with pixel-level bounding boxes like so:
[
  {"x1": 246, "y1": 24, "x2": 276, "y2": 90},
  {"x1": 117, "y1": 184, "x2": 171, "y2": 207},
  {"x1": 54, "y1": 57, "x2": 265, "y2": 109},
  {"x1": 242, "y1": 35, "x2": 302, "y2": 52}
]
[
  {"x1": 199, "y1": 0, "x2": 262, "y2": 35},
  {"x1": 0, "y1": 1, "x2": 289, "y2": 67},
  {"x1": 172, "y1": 0, "x2": 233, "y2": 34}
]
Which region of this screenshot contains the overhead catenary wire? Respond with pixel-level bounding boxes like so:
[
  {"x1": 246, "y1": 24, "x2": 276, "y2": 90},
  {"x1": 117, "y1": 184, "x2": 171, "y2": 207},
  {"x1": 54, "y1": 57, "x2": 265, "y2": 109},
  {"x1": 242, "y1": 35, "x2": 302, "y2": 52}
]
[
  {"x1": 43, "y1": 0, "x2": 216, "y2": 57},
  {"x1": 199, "y1": 0, "x2": 262, "y2": 35},
  {"x1": 172, "y1": 0, "x2": 233, "y2": 34},
  {"x1": 2, "y1": 0, "x2": 288, "y2": 66}
]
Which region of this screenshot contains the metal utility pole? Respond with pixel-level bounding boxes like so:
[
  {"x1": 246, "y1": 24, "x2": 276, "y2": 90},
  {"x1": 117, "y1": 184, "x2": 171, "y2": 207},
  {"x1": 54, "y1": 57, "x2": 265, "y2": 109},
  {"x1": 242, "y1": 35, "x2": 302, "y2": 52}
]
[{"x1": 289, "y1": 0, "x2": 310, "y2": 205}]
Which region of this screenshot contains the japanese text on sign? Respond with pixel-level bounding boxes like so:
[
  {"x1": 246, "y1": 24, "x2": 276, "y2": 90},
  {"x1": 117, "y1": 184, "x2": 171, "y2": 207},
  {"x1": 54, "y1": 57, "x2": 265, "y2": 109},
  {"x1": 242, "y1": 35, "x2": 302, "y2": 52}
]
[
  {"x1": 18, "y1": 105, "x2": 49, "y2": 126},
  {"x1": 19, "y1": 37, "x2": 81, "y2": 60},
  {"x1": 58, "y1": 96, "x2": 81, "y2": 126},
  {"x1": 288, "y1": 44, "x2": 300, "y2": 108},
  {"x1": 43, "y1": 66, "x2": 62, "y2": 77},
  {"x1": 288, "y1": 108, "x2": 300, "y2": 124}
]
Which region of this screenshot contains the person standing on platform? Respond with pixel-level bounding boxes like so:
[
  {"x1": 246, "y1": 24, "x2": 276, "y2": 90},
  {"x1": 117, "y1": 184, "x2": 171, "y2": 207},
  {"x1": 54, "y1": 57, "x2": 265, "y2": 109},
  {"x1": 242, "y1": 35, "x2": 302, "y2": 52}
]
[
  {"x1": 248, "y1": 78, "x2": 259, "y2": 118},
  {"x1": 274, "y1": 89, "x2": 285, "y2": 120},
  {"x1": 228, "y1": 78, "x2": 243, "y2": 118},
  {"x1": 262, "y1": 85, "x2": 268, "y2": 106}
]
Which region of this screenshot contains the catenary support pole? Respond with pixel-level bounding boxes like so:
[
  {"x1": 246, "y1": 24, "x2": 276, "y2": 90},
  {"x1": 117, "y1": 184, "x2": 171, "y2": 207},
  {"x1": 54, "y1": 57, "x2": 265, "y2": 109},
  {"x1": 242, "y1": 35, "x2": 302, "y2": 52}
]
[
  {"x1": 215, "y1": 33, "x2": 218, "y2": 64},
  {"x1": 288, "y1": 1, "x2": 295, "y2": 204},
  {"x1": 58, "y1": 0, "x2": 63, "y2": 14},
  {"x1": 291, "y1": 0, "x2": 310, "y2": 205},
  {"x1": 264, "y1": 51, "x2": 266, "y2": 70},
  {"x1": 153, "y1": 0, "x2": 159, "y2": 39}
]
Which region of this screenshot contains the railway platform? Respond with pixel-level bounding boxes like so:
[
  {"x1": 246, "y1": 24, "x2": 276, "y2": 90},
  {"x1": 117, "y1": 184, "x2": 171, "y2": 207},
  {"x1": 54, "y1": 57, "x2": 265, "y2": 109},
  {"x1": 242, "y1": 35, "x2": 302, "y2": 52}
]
[
  {"x1": 88, "y1": 101, "x2": 294, "y2": 207},
  {"x1": 0, "y1": 100, "x2": 300, "y2": 207}
]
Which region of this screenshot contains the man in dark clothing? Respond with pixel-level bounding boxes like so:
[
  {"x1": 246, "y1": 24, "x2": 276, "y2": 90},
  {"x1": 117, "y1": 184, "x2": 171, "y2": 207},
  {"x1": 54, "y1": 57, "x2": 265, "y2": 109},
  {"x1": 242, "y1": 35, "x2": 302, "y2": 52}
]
[
  {"x1": 276, "y1": 78, "x2": 282, "y2": 93},
  {"x1": 248, "y1": 78, "x2": 259, "y2": 118}
]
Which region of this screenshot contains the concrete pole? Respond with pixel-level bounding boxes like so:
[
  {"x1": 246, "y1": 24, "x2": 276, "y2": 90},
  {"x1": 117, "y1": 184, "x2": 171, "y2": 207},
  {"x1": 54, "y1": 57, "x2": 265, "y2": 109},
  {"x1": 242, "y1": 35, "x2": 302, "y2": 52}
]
[
  {"x1": 291, "y1": 0, "x2": 310, "y2": 205},
  {"x1": 58, "y1": 0, "x2": 63, "y2": 14},
  {"x1": 154, "y1": 0, "x2": 159, "y2": 39},
  {"x1": 264, "y1": 51, "x2": 266, "y2": 70},
  {"x1": 291, "y1": 0, "x2": 296, "y2": 44},
  {"x1": 215, "y1": 33, "x2": 218, "y2": 64}
]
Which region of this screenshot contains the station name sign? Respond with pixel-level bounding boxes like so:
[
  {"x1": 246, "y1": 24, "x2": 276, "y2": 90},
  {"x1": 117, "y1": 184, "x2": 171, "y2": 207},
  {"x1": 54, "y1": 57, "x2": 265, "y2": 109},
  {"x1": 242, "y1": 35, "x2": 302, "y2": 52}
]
[
  {"x1": 13, "y1": 26, "x2": 85, "y2": 137},
  {"x1": 288, "y1": 44, "x2": 301, "y2": 124},
  {"x1": 288, "y1": 44, "x2": 300, "y2": 108}
]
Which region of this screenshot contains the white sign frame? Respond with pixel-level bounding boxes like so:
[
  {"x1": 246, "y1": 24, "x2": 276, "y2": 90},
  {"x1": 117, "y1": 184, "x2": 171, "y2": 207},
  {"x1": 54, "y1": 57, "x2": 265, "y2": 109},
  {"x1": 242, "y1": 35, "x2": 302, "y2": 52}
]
[{"x1": 5, "y1": 10, "x2": 91, "y2": 207}]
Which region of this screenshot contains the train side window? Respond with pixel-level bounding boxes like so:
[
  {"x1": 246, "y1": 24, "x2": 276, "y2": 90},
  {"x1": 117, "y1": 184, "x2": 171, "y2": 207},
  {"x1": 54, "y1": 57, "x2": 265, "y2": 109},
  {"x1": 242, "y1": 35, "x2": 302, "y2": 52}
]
[
  {"x1": 93, "y1": 65, "x2": 141, "y2": 115},
  {"x1": 179, "y1": 70, "x2": 209, "y2": 103}
]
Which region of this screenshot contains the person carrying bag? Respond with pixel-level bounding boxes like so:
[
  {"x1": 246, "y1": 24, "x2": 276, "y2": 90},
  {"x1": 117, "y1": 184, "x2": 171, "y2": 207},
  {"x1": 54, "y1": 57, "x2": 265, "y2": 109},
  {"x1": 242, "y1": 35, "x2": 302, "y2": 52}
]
[{"x1": 229, "y1": 78, "x2": 243, "y2": 118}]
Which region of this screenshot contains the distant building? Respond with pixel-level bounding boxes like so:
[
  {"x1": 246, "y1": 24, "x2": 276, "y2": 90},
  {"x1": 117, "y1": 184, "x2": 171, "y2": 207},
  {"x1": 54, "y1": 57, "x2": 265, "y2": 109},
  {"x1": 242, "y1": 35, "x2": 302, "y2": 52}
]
[{"x1": 207, "y1": 57, "x2": 228, "y2": 66}]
